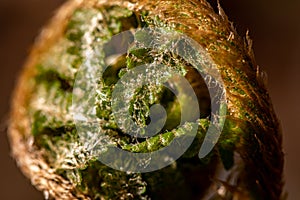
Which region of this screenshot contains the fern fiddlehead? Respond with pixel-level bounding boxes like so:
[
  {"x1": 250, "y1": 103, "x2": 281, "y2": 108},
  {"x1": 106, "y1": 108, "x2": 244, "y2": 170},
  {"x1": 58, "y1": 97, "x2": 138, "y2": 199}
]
[{"x1": 8, "y1": 0, "x2": 283, "y2": 199}]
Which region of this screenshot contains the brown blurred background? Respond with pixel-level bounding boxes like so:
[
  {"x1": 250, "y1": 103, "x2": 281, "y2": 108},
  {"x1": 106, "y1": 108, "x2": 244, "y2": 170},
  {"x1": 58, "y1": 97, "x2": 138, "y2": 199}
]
[{"x1": 0, "y1": 0, "x2": 299, "y2": 199}]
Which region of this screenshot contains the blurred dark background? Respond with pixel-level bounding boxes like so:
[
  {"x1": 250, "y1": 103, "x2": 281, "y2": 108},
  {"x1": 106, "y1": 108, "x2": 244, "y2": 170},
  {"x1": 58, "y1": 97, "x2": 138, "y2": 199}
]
[{"x1": 0, "y1": 0, "x2": 299, "y2": 199}]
